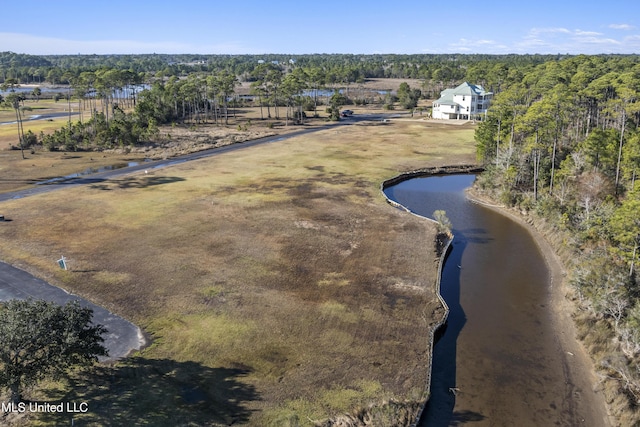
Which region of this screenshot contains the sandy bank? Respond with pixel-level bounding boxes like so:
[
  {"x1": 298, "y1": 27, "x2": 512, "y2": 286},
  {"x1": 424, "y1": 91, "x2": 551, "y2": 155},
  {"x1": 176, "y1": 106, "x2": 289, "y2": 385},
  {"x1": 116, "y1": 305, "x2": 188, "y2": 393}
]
[{"x1": 466, "y1": 187, "x2": 614, "y2": 427}]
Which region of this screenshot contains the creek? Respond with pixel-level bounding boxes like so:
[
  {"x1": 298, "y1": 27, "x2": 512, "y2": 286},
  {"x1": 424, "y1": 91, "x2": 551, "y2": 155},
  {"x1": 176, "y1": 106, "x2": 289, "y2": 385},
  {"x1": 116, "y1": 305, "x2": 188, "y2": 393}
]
[{"x1": 383, "y1": 174, "x2": 606, "y2": 426}]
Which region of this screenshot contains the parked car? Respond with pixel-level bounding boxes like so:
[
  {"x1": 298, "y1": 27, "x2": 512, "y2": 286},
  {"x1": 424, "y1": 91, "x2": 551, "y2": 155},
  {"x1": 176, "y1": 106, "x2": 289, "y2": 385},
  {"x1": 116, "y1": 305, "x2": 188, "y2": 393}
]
[{"x1": 340, "y1": 109, "x2": 354, "y2": 117}]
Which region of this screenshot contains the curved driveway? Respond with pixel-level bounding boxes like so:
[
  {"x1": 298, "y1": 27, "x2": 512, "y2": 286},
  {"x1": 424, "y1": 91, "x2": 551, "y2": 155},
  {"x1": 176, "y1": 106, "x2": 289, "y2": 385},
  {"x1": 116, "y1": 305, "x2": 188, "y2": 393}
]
[
  {"x1": 0, "y1": 114, "x2": 390, "y2": 360},
  {"x1": 0, "y1": 261, "x2": 143, "y2": 360}
]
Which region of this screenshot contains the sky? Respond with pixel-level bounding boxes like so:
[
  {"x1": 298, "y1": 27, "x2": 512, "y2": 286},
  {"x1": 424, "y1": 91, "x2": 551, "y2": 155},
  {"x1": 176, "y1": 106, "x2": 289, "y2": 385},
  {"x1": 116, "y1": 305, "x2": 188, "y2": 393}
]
[{"x1": 1, "y1": 0, "x2": 640, "y2": 56}]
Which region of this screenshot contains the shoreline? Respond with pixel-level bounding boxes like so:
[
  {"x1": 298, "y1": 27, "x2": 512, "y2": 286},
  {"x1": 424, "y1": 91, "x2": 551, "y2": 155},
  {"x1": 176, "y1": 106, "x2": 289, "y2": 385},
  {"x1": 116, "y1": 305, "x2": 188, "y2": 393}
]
[
  {"x1": 380, "y1": 173, "x2": 456, "y2": 426},
  {"x1": 381, "y1": 165, "x2": 614, "y2": 425},
  {"x1": 466, "y1": 187, "x2": 614, "y2": 427}
]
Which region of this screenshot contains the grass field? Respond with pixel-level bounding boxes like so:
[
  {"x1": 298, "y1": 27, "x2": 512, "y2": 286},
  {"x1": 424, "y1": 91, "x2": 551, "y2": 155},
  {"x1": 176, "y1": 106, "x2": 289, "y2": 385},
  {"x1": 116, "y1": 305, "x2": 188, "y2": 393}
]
[
  {"x1": 0, "y1": 97, "x2": 389, "y2": 194},
  {"x1": 0, "y1": 114, "x2": 476, "y2": 425},
  {"x1": 0, "y1": 99, "x2": 79, "y2": 139}
]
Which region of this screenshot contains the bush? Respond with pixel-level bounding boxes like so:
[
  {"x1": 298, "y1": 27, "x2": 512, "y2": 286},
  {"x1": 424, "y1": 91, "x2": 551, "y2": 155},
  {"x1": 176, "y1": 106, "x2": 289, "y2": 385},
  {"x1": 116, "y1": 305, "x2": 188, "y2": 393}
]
[
  {"x1": 22, "y1": 130, "x2": 38, "y2": 148},
  {"x1": 302, "y1": 97, "x2": 317, "y2": 111},
  {"x1": 534, "y1": 195, "x2": 562, "y2": 219},
  {"x1": 499, "y1": 189, "x2": 519, "y2": 206}
]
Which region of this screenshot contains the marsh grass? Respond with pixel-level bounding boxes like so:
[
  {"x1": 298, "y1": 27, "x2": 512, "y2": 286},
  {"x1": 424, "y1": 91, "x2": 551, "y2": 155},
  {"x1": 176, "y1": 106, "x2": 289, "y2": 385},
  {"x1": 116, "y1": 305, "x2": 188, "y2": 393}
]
[{"x1": 0, "y1": 120, "x2": 476, "y2": 425}]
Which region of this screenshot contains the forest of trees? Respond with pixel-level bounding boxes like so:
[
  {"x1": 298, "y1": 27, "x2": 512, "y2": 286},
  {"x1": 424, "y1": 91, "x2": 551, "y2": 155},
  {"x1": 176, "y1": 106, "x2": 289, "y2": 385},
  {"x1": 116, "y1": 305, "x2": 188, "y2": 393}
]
[
  {"x1": 1, "y1": 50, "x2": 571, "y2": 95},
  {"x1": 3, "y1": 50, "x2": 640, "y2": 421},
  {"x1": 0, "y1": 50, "x2": 582, "y2": 151},
  {"x1": 474, "y1": 54, "x2": 640, "y2": 422}
]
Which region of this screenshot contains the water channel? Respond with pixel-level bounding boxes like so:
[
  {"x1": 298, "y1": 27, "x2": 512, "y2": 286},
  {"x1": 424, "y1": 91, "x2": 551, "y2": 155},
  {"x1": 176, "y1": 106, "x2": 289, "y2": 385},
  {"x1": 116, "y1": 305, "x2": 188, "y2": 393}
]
[{"x1": 383, "y1": 174, "x2": 607, "y2": 426}]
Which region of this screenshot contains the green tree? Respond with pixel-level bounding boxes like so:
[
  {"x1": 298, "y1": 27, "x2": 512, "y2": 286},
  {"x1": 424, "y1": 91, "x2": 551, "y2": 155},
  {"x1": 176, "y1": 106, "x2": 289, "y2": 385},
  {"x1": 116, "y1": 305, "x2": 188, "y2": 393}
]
[
  {"x1": 306, "y1": 66, "x2": 325, "y2": 117},
  {"x1": 397, "y1": 82, "x2": 421, "y2": 109},
  {"x1": 1, "y1": 79, "x2": 26, "y2": 159},
  {"x1": 250, "y1": 63, "x2": 282, "y2": 119},
  {"x1": 266, "y1": 67, "x2": 283, "y2": 119},
  {"x1": 581, "y1": 128, "x2": 618, "y2": 173},
  {"x1": 46, "y1": 67, "x2": 63, "y2": 85},
  {"x1": 433, "y1": 210, "x2": 453, "y2": 255},
  {"x1": 216, "y1": 70, "x2": 239, "y2": 125},
  {"x1": 610, "y1": 198, "x2": 640, "y2": 277},
  {"x1": 79, "y1": 71, "x2": 97, "y2": 121},
  {"x1": 31, "y1": 87, "x2": 41, "y2": 102},
  {"x1": 482, "y1": 82, "x2": 529, "y2": 170},
  {"x1": 0, "y1": 299, "x2": 108, "y2": 403},
  {"x1": 433, "y1": 210, "x2": 452, "y2": 235},
  {"x1": 281, "y1": 68, "x2": 308, "y2": 125},
  {"x1": 613, "y1": 69, "x2": 640, "y2": 192},
  {"x1": 328, "y1": 91, "x2": 348, "y2": 121},
  {"x1": 622, "y1": 131, "x2": 640, "y2": 191},
  {"x1": 516, "y1": 97, "x2": 555, "y2": 200}
]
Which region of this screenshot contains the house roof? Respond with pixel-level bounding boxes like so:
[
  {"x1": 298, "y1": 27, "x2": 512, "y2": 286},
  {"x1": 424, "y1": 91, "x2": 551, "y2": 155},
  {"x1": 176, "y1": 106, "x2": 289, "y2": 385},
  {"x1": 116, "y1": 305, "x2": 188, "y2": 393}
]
[
  {"x1": 434, "y1": 82, "x2": 491, "y2": 104},
  {"x1": 451, "y1": 82, "x2": 490, "y2": 96},
  {"x1": 434, "y1": 88, "x2": 455, "y2": 105}
]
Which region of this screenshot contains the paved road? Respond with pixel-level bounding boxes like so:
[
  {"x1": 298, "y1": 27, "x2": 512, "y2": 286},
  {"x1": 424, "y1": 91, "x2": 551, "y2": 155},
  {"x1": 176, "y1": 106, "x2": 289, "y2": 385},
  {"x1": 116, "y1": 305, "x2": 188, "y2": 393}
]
[
  {"x1": 0, "y1": 111, "x2": 80, "y2": 126},
  {"x1": 0, "y1": 261, "x2": 143, "y2": 360},
  {"x1": 0, "y1": 113, "x2": 393, "y2": 360}
]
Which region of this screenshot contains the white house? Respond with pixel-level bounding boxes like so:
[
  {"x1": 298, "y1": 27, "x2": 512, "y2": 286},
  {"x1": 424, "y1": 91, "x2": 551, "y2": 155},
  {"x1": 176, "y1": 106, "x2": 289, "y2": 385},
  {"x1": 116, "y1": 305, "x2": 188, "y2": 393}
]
[{"x1": 431, "y1": 82, "x2": 492, "y2": 120}]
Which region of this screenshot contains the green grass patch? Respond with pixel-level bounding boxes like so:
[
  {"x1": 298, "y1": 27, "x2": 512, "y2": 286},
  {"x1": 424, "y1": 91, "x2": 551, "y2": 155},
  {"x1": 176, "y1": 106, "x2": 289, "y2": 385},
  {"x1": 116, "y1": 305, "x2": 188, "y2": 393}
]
[{"x1": 148, "y1": 313, "x2": 255, "y2": 363}]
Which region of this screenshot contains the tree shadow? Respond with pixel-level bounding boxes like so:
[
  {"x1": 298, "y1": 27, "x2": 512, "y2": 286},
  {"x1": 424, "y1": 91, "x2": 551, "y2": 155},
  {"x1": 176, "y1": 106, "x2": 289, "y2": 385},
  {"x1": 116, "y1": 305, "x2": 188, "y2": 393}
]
[
  {"x1": 36, "y1": 357, "x2": 259, "y2": 426},
  {"x1": 456, "y1": 227, "x2": 493, "y2": 244},
  {"x1": 89, "y1": 176, "x2": 186, "y2": 190},
  {"x1": 449, "y1": 409, "x2": 487, "y2": 425},
  {"x1": 0, "y1": 178, "x2": 55, "y2": 184},
  {"x1": 420, "y1": 229, "x2": 467, "y2": 427}
]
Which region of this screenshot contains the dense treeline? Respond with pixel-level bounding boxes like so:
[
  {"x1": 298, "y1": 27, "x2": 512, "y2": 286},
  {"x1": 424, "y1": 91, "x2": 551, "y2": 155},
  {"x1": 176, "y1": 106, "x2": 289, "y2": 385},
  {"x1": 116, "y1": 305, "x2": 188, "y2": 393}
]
[
  {"x1": 0, "y1": 58, "x2": 430, "y2": 151},
  {"x1": 475, "y1": 54, "x2": 640, "y2": 422},
  {"x1": 2, "y1": 51, "x2": 570, "y2": 94}
]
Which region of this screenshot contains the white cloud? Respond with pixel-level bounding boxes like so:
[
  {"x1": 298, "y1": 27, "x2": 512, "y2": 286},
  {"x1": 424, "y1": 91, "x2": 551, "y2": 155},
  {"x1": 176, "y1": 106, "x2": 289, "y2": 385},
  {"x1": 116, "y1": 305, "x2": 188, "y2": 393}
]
[
  {"x1": 512, "y1": 26, "x2": 640, "y2": 54},
  {"x1": 427, "y1": 25, "x2": 640, "y2": 55},
  {"x1": 609, "y1": 24, "x2": 635, "y2": 31},
  {"x1": 517, "y1": 28, "x2": 572, "y2": 51},
  {"x1": 0, "y1": 32, "x2": 258, "y2": 55},
  {"x1": 528, "y1": 27, "x2": 572, "y2": 36},
  {"x1": 451, "y1": 38, "x2": 495, "y2": 46},
  {"x1": 574, "y1": 30, "x2": 603, "y2": 37},
  {"x1": 520, "y1": 38, "x2": 546, "y2": 47},
  {"x1": 574, "y1": 36, "x2": 621, "y2": 46}
]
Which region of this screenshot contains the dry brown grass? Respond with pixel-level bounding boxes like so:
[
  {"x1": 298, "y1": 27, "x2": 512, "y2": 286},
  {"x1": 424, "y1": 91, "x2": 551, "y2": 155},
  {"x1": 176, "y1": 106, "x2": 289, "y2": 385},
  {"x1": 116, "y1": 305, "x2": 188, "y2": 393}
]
[
  {"x1": 0, "y1": 76, "x2": 432, "y2": 195},
  {"x1": 0, "y1": 119, "x2": 476, "y2": 425},
  {"x1": 0, "y1": 102, "x2": 343, "y2": 194}
]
